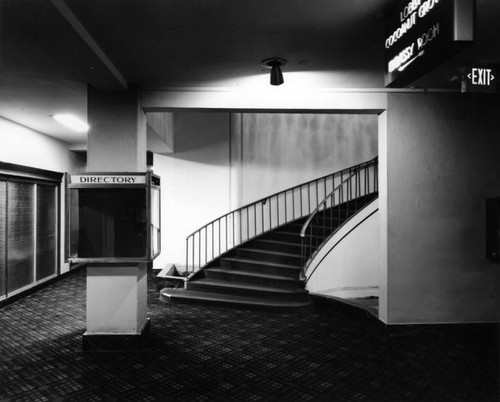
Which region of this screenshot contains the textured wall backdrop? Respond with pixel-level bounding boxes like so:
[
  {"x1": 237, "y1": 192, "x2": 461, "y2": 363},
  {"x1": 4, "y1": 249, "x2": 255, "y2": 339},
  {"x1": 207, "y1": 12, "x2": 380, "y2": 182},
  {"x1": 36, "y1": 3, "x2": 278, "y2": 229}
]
[{"x1": 237, "y1": 113, "x2": 378, "y2": 204}]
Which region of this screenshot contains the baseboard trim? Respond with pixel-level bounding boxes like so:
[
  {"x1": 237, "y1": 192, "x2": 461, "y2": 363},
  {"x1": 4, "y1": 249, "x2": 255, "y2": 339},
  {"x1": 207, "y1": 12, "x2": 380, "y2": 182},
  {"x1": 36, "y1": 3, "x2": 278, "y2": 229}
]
[
  {"x1": 82, "y1": 318, "x2": 151, "y2": 351},
  {"x1": 311, "y1": 294, "x2": 500, "y2": 341}
]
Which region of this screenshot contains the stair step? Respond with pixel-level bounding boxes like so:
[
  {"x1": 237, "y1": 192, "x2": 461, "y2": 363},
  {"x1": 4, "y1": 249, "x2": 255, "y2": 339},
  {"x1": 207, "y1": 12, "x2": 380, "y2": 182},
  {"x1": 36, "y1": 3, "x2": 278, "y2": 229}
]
[
  {"x1": 269, "y1": 228, "x2": 325, "y2": 236},
  {"x1": 235, "y1": 248, "x2": 302, "y2": 266},
  {"x1": 291, "y1": 215, "x2": 347, "y2": 223},
  {"x1": 262, "y1": 230, "x2": 324, "y2": 243},
  {"x1": 288, "y1": 223, "x2": 340, "y2": 236},
  {"x1": 220, "y1": 257, "x2": 301, "y2": 277},
  {"x1": 251, "y1": 239, "x2": 303, "y2": 254},
  {"x1": 260, "y1": 230, "x2": 302, "y2": 242},
  {"x1": 159, "y1": 288, "x2": 314, "y2": 311},
  {"x1": 205, "y1": 267, "x2": 303, "y2": 289},
  {"x1": 186, "y1": 278, "x2": 310, "y2": 302}
]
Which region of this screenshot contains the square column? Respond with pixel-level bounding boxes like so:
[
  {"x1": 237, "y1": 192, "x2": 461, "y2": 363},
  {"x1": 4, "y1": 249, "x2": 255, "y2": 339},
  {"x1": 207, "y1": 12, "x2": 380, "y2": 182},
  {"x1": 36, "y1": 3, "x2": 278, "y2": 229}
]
[
  {"x1": 87, "y1": 88, "x2": 147, "y2": 172},
  {"x1": 83, "y1": 88, "x2": 150, "y2": 350}
]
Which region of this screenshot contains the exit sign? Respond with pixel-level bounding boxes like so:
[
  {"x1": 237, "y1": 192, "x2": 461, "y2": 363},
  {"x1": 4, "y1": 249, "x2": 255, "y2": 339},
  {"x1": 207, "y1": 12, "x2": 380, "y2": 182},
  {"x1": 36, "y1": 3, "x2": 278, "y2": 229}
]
[{"x1": 465, "y1": 66, "x2": 497, "y2": 93}]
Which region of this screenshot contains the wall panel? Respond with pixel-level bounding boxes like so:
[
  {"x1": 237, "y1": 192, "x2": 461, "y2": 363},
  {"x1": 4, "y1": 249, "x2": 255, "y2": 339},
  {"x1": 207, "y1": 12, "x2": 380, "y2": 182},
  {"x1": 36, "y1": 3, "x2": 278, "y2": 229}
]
[
  {"x1": 0, "y1": 180, "x2": 6, "y2": 298},
  {"x1": 36, "y1": 184, "x2": 58, "y2": 281},
  {"x1": 237, "y1": 113, "x2": 378, "y2": 205},
  {"x1": 386, "y1": 92, "x2": 500, "y2": 324},
  {"x1": 7, "y1": 181, "x2": 35, "y2": 293}
]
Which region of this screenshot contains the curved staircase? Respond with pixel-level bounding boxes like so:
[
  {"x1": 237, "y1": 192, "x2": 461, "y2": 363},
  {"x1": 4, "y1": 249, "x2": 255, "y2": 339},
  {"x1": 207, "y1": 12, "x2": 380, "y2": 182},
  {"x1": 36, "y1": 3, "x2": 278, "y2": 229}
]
[
  {"x1": 160, "y1": 158, "x2": 378, "y2": 311},
  {"x1": 160, "y1": 216, "x2": 311, "y2": 311}
]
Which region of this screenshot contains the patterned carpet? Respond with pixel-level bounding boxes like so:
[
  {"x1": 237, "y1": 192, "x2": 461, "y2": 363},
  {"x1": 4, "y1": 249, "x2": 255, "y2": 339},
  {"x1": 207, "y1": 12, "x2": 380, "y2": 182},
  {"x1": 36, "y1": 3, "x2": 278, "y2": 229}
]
[{"x1": 0, "y1": 268, "x2": 498, "y2": 401}]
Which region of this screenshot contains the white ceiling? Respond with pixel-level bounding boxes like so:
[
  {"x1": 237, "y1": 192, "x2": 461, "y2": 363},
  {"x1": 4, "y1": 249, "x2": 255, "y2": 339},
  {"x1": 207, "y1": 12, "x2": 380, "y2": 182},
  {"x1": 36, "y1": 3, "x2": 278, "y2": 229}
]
[{"x1": 0, "y1": 0, "x2": 498, "y2": 144}]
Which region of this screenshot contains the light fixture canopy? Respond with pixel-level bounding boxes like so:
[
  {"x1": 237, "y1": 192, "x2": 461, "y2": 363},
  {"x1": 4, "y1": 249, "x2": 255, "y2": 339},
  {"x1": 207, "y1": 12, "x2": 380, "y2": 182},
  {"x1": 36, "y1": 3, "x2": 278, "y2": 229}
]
[
  {"x1": 261, "y1": 58, "x2": 287, "y2": 86},
  {"x1": 53, "y1": 114, "x2": 89, "y2": 133}
]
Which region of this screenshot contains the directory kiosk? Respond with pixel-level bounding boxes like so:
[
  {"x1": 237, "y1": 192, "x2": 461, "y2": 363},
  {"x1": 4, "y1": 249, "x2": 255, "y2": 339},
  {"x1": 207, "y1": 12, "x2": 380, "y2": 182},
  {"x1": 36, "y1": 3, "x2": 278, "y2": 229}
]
[{"x1": 67, "y1": 171, "x2": 160, "y2": 263}]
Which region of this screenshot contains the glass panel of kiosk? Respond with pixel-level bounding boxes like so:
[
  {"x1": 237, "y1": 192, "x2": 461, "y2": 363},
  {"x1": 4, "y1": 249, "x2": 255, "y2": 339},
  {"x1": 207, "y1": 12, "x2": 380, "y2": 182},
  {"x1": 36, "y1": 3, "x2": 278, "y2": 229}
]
[{"x1": 67, "y1": 172, "x2": 160, "y2": 263}]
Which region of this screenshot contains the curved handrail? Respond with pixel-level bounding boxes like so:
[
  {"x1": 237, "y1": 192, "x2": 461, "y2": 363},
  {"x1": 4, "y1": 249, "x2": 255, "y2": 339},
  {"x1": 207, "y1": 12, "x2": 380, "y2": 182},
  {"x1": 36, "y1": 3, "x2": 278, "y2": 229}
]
[
  {"x1": 300, "y1": 166, "x2": 363, "y2": 238},
  {"x1": 299, "y1": 157, "x2": 378, "y2": 279},
  {"x1": 185, "y1": 164, "x2": 362, "y2": 239},
  {"x1": 185, "y1": 158, "x2": 377, "y2": 273}
]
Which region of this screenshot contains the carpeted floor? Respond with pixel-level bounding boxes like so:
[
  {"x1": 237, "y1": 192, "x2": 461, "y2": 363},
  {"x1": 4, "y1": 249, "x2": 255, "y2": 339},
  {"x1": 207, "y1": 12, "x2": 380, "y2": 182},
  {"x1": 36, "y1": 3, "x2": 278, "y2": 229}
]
[{"x1": 0, "y1": 267, "x2": 498, "y2": 401}]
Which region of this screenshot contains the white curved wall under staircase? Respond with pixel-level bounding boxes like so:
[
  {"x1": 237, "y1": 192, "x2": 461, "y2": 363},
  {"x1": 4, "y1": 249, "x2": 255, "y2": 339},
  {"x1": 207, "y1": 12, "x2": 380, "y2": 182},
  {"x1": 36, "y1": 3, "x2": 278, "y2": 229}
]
[{"x1": 306, "y1": 199, "x2": 379, "y2": 299}]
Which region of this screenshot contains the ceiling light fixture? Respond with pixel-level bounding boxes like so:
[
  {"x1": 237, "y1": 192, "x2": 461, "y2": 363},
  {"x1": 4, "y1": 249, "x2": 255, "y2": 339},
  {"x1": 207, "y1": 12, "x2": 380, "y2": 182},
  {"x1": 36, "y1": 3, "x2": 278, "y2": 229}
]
[
  {"x1": 261, "y1": 58, "x2": 287, "y2": 86},
  {"x1": 53, "y1": 114, "x2": 89, "y2": 133}
]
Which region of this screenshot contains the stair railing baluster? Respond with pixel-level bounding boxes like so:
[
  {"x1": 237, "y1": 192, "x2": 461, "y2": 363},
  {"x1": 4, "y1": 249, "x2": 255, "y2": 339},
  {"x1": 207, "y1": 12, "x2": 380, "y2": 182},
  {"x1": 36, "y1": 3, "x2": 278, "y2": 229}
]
[
  {"x1": 315, "y1": 181, "x2": 318, "y2": 211},
  {"x1": 351, "y1": 169, "x2": 354, "y2": 200},
  {"x1": 356, "y1": 171, "x2": 359, "y2": 200},
  {"x1": 322, "y1": 199, "x2": 326, "y2": 240},
  {"x1": 232, "y1": 211, "x2": 235, "y2": 248},
  {"x1": 352, "y1": 170, "x2": 355, "y2": 200},
  {"x1": 364, "y1": 167, "x2": 367, "y2": 196},
  {"x1": 372, "y1": 164, "x2": 375, "y2": 194},
  {"x1": 238, "y1": 209, "x2": 243, "y2": 244},
  {"x1": 339, "y1": 187, "x2": 342, "y2": 220},
  {"x1": 284, "y1": 190, "x2": 288, "y2": 223},
  {"x1": 276, "y1": 194, "x2": 280, "y2": 227},
  {"x1": 354, "y1": 171, "x2": 358, "y2": 212},
  {"x1": 373, "y1": 163, "x2": 376, "y2": 194},
  {"x1": 300, "y1": 237, "x2": 306, "y2": 279},
  {"x1": 309, "y1": 225, "x2": 312, "y2": 261},
  {"x1": 185, "y1": 238, "x2": 189, "y2": 273},
  {"x1": 374, "y1": 164, "x2": 376, "y2": 193},
  {"x1": 358, "y1": 172, "x2": 361, "y2": 208},
  {"x1": 329, "y1": 194, "x2": 335, "y2": 232},
  {"x1": 269, "y1": 198, "x2": 272, "y2": 230},
  {"x1": 347, "y1": 179, "x2": 351, "y2": 218},
  {"x1": 372, "y1": 162, "x2": 374, "y2": 193},
  {"x1": 300, "y1": 185, "x2": 303, "y2": 217},
  {"x1": 368, "y1": 165, "x2": 371, "y2": 194},
  {"x1": 261, "y1": 202, "x2": 264, "y2": 234},
  {"x1": 347, "y1": 170, "x2": 352, "y2": 201},
  {"x1": 323, "y1": 178, "x2": 327, "y2": 207},
  {"x1": 246, "y1": 207, "x2": 249, "y2": 241},
  {"x1": 308, "y1": 183, "x2": 311, "y2": 214},
  {"x1": 253, "y1": 204, "x2": 257, "y2": 236},
  {"x1": 358, "y1": 168, "x2": 361, "y2": 199}
]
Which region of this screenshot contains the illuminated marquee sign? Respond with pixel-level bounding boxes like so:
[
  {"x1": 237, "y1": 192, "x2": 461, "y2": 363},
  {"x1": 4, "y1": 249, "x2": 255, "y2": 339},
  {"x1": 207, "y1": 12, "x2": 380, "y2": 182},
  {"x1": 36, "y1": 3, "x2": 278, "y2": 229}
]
[
  {"x1": 465, "y1": 65, "x2": 497, "y2": 93},
  {"x1": 385, "y1": 0, "x2": 474, "y2": 88},
  {"x1": 70, "y1": 175, "x2": 146, "y2": 184}
]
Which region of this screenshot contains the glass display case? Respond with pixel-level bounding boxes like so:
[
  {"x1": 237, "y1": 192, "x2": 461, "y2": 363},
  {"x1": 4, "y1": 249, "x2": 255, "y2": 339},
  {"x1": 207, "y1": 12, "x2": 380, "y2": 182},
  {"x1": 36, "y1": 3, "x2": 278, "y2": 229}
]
[{"x1": 67, "y1": 172, "x2": 160, "y2": 263}]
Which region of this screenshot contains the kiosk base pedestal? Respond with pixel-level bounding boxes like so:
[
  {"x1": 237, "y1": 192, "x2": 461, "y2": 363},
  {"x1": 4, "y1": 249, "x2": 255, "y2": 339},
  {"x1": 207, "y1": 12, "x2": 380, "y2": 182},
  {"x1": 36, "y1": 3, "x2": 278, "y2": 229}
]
[{"x1": 84, "y1": 264, "x2": 149, "y2": 350}]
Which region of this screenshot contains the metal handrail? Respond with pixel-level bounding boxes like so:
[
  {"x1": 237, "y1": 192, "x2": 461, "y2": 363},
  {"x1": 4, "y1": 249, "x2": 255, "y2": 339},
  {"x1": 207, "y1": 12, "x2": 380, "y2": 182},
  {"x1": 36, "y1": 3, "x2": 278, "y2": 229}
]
[
  {"x1": 185, "y1": 157, "x2": 378, "y2": 275},
  {"x1": 300, "y1": 157, "x2": 378, "y2": 279},
  {"x1": 184, "y1": 165, "x2": 364, "y2": 240},
  {"x1": 299, "y1": 158, "x2": 377, "y2": 237}
]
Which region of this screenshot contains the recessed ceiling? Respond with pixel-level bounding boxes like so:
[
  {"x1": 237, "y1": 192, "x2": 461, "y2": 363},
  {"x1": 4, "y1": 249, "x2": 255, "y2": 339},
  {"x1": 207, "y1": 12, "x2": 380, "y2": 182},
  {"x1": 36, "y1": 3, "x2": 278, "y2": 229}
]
[{"x1": 0, "y1": 0, "x2": 498, "y2": 144}]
